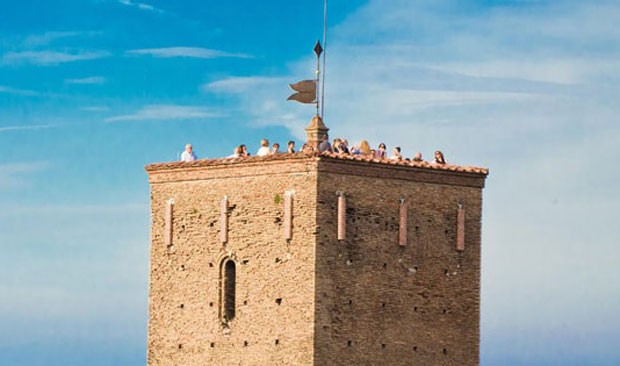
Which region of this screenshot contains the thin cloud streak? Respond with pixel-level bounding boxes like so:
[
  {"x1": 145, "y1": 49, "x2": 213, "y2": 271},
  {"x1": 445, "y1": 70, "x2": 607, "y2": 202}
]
[
  {"x1": 0, "y1": 124, "x2": 54, "y2": 133},
  {"x1": 2, "y1": 50, "x2": 110, "y2": 66},
  {"x1": 0, "y1": 202, "x2": 147, "y2": 217},
  {"x1": 117, "y1": 0, "x2": 164, "y2": 13},
  {"x1": 127, "y1": 47, "x2": 251, "y2": 59},
  {"x1": 0, "y1": 85, "x2": 39, "y2": 96},
  {"x1": 105, "y1": 104, "x2": 222, "y2": 122},
  {"x1": 81, "y1": 106, "x2": 110, "y2": 112},
  {"x1": 22, "y1": 31, "x2": 101, "y2": 47},
  {"x1": 64, "y1": 76, "x2": 107, "y2": 85},
  {"x1": 205, "y1": 76, "x2": 286, "y2": 94}
]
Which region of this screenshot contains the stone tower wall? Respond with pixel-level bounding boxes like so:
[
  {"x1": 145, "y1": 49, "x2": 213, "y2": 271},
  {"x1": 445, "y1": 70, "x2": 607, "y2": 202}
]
[
  {"x1": 146, "y1": 155, "x2": 487, "y2": 366},
  {"x1": 313, "y1": 160, "x2": 483, "y2": 366},
  {"x1": 147, "y1": 159, "x2": 320, "y2": 366}
]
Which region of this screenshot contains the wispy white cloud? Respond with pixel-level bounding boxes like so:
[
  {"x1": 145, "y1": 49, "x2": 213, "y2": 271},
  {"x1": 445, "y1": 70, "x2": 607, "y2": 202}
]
[
  {"x1": 117, "y1": 0, "x2": 163, "y2": 13},
  {"x1": 0, "y1": 161, "x2": 49, "y2": 190},
  {"x1": 2, "y1": 50, "x2": 110, "y2": 66},
  {"x1": 105, "y1": 104, "x2": 222, "y2": 122},
  {"x1": 0, "y1": 124, "x2": 54, "y2": 133},
  {"x1": 430, "y1": 59, "x2": 620, "y2": 85},
  {"x1": 127, "y1": 46, "x2": 251, "y2": 59},
  {"x1": 0, "y1": 202, "x2": 147, "y2": 217},
  {"x1": 204, "y1": 76, "x2": 286, "y2": 93},
  {"x1": 0, "y1": 85, "x2": 39, "y2": 96},
  {"x1": 21, "y1": 31, "x2": 100, "y2": 47},
  {"x1": 80, "y1": 106, "x2": 110, "y2": 112},
  {"x1": 64, "y1": 76, "x2": 107, "y2": 85}
]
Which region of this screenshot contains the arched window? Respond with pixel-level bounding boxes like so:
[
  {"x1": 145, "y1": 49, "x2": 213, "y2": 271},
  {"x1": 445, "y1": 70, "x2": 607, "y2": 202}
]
[{"x1": 221, "y1": 259, "x2": 236, "y2": 322}]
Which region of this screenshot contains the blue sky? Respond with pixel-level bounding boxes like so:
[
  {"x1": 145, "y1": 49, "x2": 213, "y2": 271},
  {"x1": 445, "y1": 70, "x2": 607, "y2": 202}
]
[{"x1": 1, "y1": 0, "x2": 619, "y2": 365}]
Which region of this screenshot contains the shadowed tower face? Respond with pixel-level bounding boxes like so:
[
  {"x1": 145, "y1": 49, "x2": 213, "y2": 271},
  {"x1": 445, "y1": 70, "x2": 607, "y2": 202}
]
[{"x1": 145, "y1": 118, "x2": 488, "y2": 365}]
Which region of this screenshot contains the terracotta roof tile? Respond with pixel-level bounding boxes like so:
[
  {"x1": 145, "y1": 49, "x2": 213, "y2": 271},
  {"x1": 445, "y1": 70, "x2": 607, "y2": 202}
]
[{"x1": 145, "y1": 151, "x2": 489, "y2": 176}]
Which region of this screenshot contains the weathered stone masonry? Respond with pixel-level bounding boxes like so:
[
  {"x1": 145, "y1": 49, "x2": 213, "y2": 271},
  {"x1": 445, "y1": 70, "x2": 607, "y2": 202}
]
[{"x1": 145, "y1": 152, "x2": 488, "y2": 366}]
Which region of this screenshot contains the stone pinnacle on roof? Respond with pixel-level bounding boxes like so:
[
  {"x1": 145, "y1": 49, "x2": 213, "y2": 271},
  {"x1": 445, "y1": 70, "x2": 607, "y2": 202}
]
[{"x1": 305, "y1": 114, "x2": 329, "y2": 150}]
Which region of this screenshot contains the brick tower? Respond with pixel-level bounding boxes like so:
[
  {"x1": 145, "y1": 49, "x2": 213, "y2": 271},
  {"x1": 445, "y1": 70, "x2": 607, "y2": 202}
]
[{"x1": 145, "y1": 117, "x2": 488, "y2": 365}]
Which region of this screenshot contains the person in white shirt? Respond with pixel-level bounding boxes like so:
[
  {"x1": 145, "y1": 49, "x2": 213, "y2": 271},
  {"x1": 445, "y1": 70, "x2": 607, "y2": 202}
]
[
  {"x1": 257, "y1": 139, "x2": 270, "y2": 156},
  {"x1": 390, "y1": 147, "x2": 403, "y2": 160},
  {"x1": 181, "y1": 144, "x2": 197, "y2": 162}
]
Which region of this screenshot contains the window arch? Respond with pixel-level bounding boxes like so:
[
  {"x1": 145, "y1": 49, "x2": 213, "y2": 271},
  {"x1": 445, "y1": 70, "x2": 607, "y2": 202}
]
[{"x1": 220, "y1": 258, "x2": 236, "y2": 322}]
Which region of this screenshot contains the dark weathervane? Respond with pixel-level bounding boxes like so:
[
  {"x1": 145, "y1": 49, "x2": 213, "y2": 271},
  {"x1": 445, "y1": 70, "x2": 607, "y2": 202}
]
[{"x1": 287, "y1": 0, "x2": 329, "y2": 119}]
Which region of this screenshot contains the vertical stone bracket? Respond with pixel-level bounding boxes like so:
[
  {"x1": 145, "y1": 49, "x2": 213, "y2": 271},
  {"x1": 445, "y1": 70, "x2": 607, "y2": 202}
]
[
  {"x1": 337, "y1": 192, "x2": 346, "y2": 241},
  {"x1": 399, "y1": 198, "x2": 407, "y2": 247},
  {"x1": 284, "y1": 190, "x2": 294, "y2": 240},
  {"x1": 164, "y1": 198, "x2": 174, "y2": 248},
  {"x1": 456, "y1": 203, "x2": 465, "y2": 251},
  {"x1": 220, "y1": 196, "x2": 229, "y2": 244}
]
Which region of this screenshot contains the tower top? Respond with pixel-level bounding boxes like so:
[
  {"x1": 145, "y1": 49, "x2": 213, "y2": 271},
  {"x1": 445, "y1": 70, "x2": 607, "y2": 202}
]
[{"x1": 305, "y1": 114, "x2": 329, "y2": 150}]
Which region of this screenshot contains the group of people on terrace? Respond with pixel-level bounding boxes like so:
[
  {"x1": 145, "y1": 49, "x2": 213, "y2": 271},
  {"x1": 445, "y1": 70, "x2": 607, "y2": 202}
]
[
  {"x1": 313, "y1": 135, "x2": 446, "y2": 164},
  {"x1": 180, "y1": 137, "x2": 447, "y2": 165}
]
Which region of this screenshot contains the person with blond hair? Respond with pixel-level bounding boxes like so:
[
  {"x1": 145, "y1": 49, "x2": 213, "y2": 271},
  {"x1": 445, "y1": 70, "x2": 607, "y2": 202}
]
[
  {"x1": 257, "y1": 139, "x2": 270, "y2": 156},
  {"x1": 359, "y1": 140, "x2": 371, "y2": 156}
]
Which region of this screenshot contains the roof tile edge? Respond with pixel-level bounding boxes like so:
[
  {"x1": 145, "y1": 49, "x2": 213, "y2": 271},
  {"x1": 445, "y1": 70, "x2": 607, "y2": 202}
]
[{"x1": 145, "y1": 151, "x2": 489, "y2": 176}]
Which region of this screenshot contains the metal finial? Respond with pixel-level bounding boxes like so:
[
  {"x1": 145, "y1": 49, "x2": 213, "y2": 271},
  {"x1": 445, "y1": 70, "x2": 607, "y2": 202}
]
[{"x1": 314, "y1": 40, "x2": 323, "y2": 57}]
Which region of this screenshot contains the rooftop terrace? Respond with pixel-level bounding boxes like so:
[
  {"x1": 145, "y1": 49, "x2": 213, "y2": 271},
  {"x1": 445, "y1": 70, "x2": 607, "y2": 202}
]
[{"x1": 146, "y1": 150, "x2": 488, "y2": 176}]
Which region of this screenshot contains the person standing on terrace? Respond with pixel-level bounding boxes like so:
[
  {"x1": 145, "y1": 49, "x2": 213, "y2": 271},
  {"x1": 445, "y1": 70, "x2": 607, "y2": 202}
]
[{"x1": 181, "y1": 144, "x2": 197, "y2": 162}]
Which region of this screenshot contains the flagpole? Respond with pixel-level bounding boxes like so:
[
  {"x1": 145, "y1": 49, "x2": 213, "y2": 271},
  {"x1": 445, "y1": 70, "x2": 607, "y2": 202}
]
[
  {"x1": 316, "y1": 45, "x2": 320, "y2": 117},
  {"x1": 321, "y1": 0, "x2": 327, "y2": 119}
]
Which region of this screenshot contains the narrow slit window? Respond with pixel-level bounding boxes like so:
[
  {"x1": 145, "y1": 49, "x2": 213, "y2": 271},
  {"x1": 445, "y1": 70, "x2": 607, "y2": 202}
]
[{"x1": 221, "y1": 259, "x2": 236, "y2": 322}]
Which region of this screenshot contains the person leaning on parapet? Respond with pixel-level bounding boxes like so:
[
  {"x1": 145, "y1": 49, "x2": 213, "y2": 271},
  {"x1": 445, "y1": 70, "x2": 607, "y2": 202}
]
[
  {"x1": 257, "y1": 139, "x2": 270, "y2": 156},
  {"x1": 412, "y1": 152, "x2": 423, "y2": 162},
  {"x1": 357, "y1": 140, "x2": 371, "y2": 156},
  {"x1": 229, "y1": 145, "x2": 243, "y2": 158},
  {"x1": 318, "y1": 134, "x2": 333, "y2": 153},
  {"x1": 390, "y1": 146, "x2": 403, "y2": 160},
  {"x1": 375, "y1": 142, "x2": 387, "y2": 159},
  {"x1": 287, "y1": 140, "x2": 296, "y2": 153},
  {"x1": 181, "y1": 144, "x2": 197, "y2": 162},
  {"x1": 239, "y1": 144, "x2": 250, "y2": 157},
  {"x1": 301, "y1": 143, "x2": 314, "y2": 153},
  {"x1": 332, "y1": 138, "x2": 343, "y2": 154},
  {"x1": 271, "y1": 143, "x2": 280, "y2": 155},
  {"x1": 433, "y1": 150, "x2": 446, "y2": 164},
  {"x1": 341, "y1": 139, "x2": 350, "y2": 154}
]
